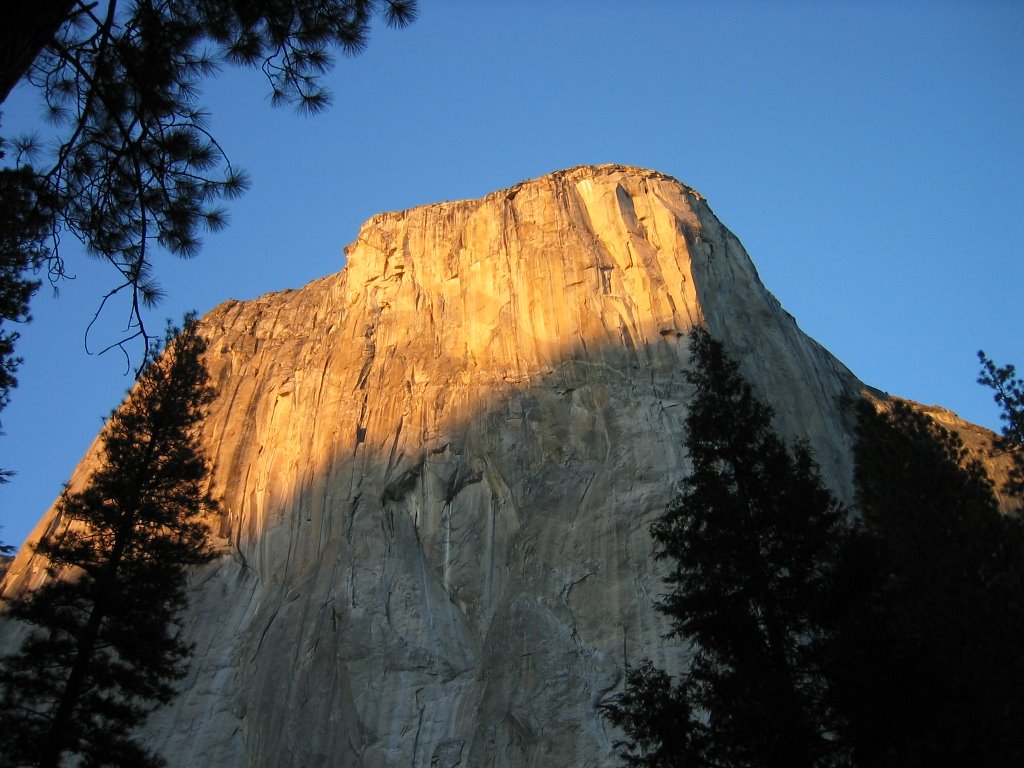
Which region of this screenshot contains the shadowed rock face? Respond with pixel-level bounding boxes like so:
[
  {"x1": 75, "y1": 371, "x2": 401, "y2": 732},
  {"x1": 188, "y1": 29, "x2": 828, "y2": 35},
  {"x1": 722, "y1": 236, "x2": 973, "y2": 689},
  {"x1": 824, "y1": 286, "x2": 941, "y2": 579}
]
[{"x1": 1, "y1": 165, "x2": 1008, "y2": 767}]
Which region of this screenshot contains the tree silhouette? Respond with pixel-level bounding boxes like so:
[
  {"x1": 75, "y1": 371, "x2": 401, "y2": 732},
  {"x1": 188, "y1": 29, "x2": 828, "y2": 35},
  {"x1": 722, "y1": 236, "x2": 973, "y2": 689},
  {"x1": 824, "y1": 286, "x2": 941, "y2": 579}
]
[
  {"x1": 0, "y1": 0, "x2": 417, "y2": 360},
  {"x1": 978, "y1": 351, "x2": 1024, "y2": 497},
  {"x1": 827, "y1": 399, "x2": 1024, "y2": 767},
  {"x1": 0, "y1": 167, "x2": 47, "y2": 419},
  {"x1": 0, "y1": 163, "x2": 54, "y2": 551},
  {"x1": 0, "y1": 316, "x2": 217, "y2": 767},
  {"x1": 603, "y1": 327, "x2": 851, "y2": 768}
]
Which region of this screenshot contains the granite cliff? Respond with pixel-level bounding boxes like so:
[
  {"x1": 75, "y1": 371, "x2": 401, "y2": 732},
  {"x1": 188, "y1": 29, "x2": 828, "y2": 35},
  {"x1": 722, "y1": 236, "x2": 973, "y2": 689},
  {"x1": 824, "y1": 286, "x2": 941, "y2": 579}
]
[{"x1": 1, "y1": 165, "x2": 1011, "y2": 767}]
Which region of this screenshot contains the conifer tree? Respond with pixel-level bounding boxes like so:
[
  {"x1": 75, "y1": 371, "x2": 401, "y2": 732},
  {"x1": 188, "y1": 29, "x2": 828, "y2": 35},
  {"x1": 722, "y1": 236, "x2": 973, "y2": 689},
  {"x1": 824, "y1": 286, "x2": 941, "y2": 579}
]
[
  {"x1": 0, "y1": 1, "x2": 417, "y2": 358},
  {"x1": 828, "y1": 399, "x2": 1024, "y2": 767},
  {"x1": 978, "y1": 351, "x2": 1024, "y2": 497},
  {"x1": 0, "y1": 316, "x2": 217, "y2": 768},
  {"x1": 0, "y1": 163, "x2": 49, "y2": 552},
  {"x1": 603, "y1": 327, "x2": 851, "y2": 768},
  {"x1": 0, "y1": 166, "x2": 47, "y2": 423}
]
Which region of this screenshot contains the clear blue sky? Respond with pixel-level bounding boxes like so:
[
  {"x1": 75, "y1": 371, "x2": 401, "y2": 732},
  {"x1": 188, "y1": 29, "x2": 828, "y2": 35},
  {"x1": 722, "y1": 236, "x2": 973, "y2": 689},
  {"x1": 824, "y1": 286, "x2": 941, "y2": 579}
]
[{"x1": 1, "y1": 1, "x2": 1022, "y2": 549}]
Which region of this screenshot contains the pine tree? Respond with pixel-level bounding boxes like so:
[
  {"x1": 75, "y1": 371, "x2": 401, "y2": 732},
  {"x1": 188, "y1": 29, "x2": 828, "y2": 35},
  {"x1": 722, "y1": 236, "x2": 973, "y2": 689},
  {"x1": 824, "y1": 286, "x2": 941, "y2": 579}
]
[
  {"x1": 0, "y1": 1, "x2": 417, "y2": 358},
  {"x1": 0, "y1": 163, "x2": 49, "y2": 552},
  {"x1": 0, "y1": 165, "x2": 47, "y2": 422},
  {"x1": 978, "y1": 351, "x2": 1024, "y2": 497},
  {"x1": 0, "y1": 316, "x2": 217, "y2": 768},
  {"x1": 603, "y1": 326, "x2": 851, "y2": 768},
  {"x1": 827, "y1": 399, "x2": 1024, "y2": 767}
]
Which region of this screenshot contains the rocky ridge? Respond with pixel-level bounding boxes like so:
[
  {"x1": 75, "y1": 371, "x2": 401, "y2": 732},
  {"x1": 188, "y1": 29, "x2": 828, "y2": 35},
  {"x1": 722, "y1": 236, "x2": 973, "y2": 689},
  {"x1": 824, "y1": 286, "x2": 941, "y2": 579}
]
[{"x1": 1, "y1": 165, "x2": 1009, "y2": 767}]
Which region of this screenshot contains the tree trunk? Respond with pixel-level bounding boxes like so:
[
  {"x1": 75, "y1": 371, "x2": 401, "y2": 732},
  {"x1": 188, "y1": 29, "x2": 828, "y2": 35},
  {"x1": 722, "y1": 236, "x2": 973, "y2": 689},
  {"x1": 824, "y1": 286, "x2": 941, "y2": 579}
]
[
  {"x1": 36, "y1": 597, "x2": 106, "y2": 768},
  {"x1": 0, "y1": 0, "x2": 78, "y2": 106}
]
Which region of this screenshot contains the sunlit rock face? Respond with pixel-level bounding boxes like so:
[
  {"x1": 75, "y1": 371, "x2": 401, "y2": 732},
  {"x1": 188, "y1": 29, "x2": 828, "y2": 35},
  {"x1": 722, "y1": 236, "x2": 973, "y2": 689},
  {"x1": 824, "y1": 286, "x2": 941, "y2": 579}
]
[{"x1": 2, "y1": 165, "x2": 1009, "y2": 767}]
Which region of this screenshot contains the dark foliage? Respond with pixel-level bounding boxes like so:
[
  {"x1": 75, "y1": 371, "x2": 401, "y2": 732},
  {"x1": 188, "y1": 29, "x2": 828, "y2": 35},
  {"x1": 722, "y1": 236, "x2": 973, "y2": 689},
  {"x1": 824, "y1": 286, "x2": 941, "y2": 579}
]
[
  {"x1": 603, "y1": 326, "x2": 852, "y2": 768},
  {"x1": 0, "y1": 159, "x2": 54, "y2": 550},
  {"x1": 0, "y1": 317, "x2": 217, "y2": 768},
  {"x1": 978, "y1": 351, "x2": 1024, "y2": 496},
  {"x1": 0, "y1": 0, "x2": 417, "y2": 359},
  {"x1": 602, "y1": 660, "x2": 696, "y2": 768},
  {"x1": 0, "y1": 164, "x2": 49, "y2": 416},
  {"x1": 827, "y1": 399, "x2": 1024, "y2": 767}
]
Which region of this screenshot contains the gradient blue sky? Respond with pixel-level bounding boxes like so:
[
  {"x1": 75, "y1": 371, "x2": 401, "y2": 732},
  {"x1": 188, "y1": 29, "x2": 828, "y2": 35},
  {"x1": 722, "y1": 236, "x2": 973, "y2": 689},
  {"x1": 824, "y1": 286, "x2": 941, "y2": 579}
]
[{"x1": 2, "y1": 1, "x2": 1022, "y2": 549}]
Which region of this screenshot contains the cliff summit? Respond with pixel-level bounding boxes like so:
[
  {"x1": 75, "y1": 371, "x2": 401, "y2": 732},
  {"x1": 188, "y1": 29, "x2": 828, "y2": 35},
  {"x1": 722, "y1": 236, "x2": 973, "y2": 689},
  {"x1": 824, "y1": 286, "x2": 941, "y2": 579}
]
[{"x1": 2, "y1": 165, "x2": 1007, "y2": 767}]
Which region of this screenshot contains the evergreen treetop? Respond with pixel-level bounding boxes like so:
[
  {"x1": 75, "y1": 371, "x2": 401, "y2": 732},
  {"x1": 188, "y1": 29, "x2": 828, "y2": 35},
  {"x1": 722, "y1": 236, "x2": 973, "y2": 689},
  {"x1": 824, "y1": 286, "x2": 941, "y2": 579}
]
[
  {"x1": 0, "y1": 316, "x2": 217, "y2": 768},
  {"x1": 604, "y1": 326, "x2": 851, "y2": 768},
  {"x1": 978, "y1": 351, "x2": 1024, "y2": 497}
]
